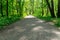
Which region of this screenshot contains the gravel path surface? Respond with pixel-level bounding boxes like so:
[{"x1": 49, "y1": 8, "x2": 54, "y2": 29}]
[{"x1": 0, "y1": 15, "x2": 60, "y2": 40}]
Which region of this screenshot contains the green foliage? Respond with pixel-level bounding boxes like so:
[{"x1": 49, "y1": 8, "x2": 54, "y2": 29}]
[
  {"x1": 0, "y1": 0, "x2": 25, "y2": 30},
  {"x1": 54, "y1": 18, "x2": 60, "y2": 27},
  {"x1": 33, "y1": 0, "x2": 60, "y2": 27},
  {"x1": 0, "y1": 0, "x2": 60, "y2": 30},
  {"x1": 33, "y1": 13, "x2": 52, "y2": 21},
  {"x1": 0, "y1": 15, "x2": 22, "y2": 30}
]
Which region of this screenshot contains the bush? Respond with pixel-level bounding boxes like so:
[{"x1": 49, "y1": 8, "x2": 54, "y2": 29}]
[
  {"x1": 55, "y1": 18, "x2": 60, "y2": 27},
  {"x1": 0, "y1": 15, "x2": 22, "y2": 30}
]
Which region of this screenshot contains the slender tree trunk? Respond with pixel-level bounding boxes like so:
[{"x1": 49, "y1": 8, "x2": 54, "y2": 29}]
[
  {"x1": 19, "y1": 0, "x2": 24, "y2": 16},
  {"x1": 32, "y1": 0, "x2": 34, "y2": 14},
  {"x1": 57, "y1": 0, "x2": 60, "y2": 18},
  {"x1": 1, "y1": 0, "x2": 3, "y2": 17},
  {"x1": 19, "y1": 0, "x2": 22, "y2": 16},
  {"x1": 16, "y1": 0, "x2": 18, "y2": 14},
  {"x1": 46, "y1": 7, "x2": 48, "y2": 16},
  {"x1": 12, "y1": 0, "x2": 14, "y2": 15},
  {"x1": 51, "y1": 0, "x2": 55, "y2": 17},
  {"x1": 6, "y1": 0, "x2": 8, "y2": 17},
  {"x1": 42, "y1": 0, "x2": 44, "y2": 16}
]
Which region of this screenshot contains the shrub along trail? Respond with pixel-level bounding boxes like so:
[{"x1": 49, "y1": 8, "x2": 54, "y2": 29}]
[{"x1": 0, "y1": 15, "x2": 60, "y2": 40}]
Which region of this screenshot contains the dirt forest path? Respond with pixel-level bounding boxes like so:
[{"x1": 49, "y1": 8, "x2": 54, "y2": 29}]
[{"x1": 0, "y1": 15, "x2": 60, "y2": 40}]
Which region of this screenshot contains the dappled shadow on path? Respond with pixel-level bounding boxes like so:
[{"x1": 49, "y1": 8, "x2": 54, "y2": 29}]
[{"x1": 0, "y1": 15, "x2": 60, "y2": 40}]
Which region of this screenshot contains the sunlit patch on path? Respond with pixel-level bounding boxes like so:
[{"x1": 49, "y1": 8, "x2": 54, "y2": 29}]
[{"x1": 0, "y1": 15, "x2": 60, "y2": 40}]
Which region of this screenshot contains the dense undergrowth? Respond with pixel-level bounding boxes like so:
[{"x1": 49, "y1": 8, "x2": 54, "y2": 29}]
[
  {"x1": 0, "y1": 15, "x2": 21, "y2": 30},
  {"x1": 33, "y1": 13, "x2": 60, "y2": 27},
  {"x1": 0, "y1": 13, "x2": 27, "y2": 30}
]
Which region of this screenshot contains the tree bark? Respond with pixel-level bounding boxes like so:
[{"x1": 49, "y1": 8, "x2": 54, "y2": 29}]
[
  {"x1": 42, "y1": 0, "x2": 44, "y2": 16},
  {"x1": 6, "y1": 0, "x2": 8, "y2": 17},
  {"x1": 1, "y1": 0, "x2": 3, "y2": 17},
  {"x1": 57, "y1": 0, "x2": 60, "y2": 18},
  {"x1": 46, "y1": 0, "x2": 55, "y2": 18}
]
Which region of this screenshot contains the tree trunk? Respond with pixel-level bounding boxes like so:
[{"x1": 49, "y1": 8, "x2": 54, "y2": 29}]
[
  {"x1": 51, "y1": 0, "x2": 55, "y2": 18},
  {"x1": 42, "y1": 0, "x2": 44, "y2": 16},
  {"x1": 6, "y1": 0, "x2": 8, "y2": 17},
  {"x1": 57, "y1": 0, "x2": 60, "y2": 18},
  {"x1": 16, "y1": 0, "x2": 18, "y2": 14},
  {"x1": 19, "y1": 0, "x2": 22, "y2": 16},
  {"x1": 12, "y1": 0, "x2": 14, "y2": 14},
  {"x1": 46, "y1": 0, "x2": 55, "y2": 18},
  {"x1": 46, "y1": 7, "x2": 48, "y2": 16},
  {"x1": 1, "y1": 0, "x2": 3, "y2": 17}
]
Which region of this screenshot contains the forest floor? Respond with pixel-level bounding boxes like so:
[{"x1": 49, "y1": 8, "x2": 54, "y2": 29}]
[{"x1": 0, "y1": 15, "x2": 60, "y2": 40}]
